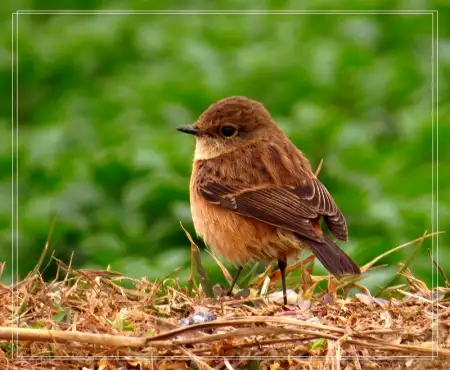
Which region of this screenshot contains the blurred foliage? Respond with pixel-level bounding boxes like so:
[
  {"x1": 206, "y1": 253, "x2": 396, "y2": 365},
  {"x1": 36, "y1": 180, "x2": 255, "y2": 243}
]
[{"x1": 1, "y1": 1, "x2": 449, "y2": 292}]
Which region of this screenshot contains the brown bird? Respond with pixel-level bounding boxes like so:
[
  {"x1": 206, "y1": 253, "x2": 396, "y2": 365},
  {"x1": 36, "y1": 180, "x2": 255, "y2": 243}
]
[{"x1": 177, "y1": 96, "x2": 360, "y2": 304}]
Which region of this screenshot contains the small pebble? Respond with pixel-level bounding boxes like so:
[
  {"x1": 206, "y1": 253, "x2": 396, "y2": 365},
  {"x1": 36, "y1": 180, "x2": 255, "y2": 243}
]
[
  {"x1": 355, "y1": 293, "x2": 375, "y2": 308},
  {"x1": 267, "y1": 289, "x2": 298, "y2": 305},
  {"x1": 178, "y1": 311, "x2": 216, "y2": 326},
  {"x1": 298, "y1": 299, "x2": 312, "y2": 311}
]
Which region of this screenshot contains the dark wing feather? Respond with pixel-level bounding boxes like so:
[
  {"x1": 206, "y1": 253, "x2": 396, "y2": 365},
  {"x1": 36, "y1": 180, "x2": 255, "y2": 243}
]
[
  {"x1": 196, "y1": 142, "x2": 348, "y2": 242},
  {"x1": 303, "y1": 180, "x2": 348, "y2": 241},
  {"x1": 199, "y1": 183, "x2": 323, "y2": 242},
  {"x1": 199, "y1": 178, "x2": 347, "y2": 243}
]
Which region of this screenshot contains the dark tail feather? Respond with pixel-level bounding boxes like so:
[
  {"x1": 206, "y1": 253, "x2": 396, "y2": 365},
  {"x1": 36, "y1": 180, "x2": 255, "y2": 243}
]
[{"x1": 297, "y1": 234, "x2": 361, "y2": 276}]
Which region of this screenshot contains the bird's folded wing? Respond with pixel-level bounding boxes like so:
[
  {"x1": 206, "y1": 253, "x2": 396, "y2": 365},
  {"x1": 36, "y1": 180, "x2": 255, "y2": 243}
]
[{"x1": 198, "y1": 179, "x2": 347, "y2": 243}]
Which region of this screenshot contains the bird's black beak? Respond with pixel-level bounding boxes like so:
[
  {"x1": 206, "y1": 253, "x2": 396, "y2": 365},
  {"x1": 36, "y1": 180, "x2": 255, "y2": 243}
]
[{"x1": 176, "y1": 125, "x2": 201, "y2": 136}]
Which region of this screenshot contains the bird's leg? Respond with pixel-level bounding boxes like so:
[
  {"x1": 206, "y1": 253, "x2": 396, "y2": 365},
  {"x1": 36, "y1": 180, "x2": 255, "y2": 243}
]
[
  {"x1": 226, "y1": 265, "x2": 243, "y2": 296},
  {"x1": 278, "y1": 258, "x2": 288, "y2": 305}
]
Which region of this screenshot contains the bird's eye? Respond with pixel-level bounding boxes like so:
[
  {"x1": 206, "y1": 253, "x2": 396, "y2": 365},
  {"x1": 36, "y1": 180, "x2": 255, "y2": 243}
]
[{"x1": 220, "y1": 125, "x2": 237, "y2": 138}]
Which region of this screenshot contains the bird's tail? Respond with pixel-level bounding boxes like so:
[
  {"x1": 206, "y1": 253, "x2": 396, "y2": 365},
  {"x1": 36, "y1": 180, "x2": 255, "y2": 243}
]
[{"x1": 297, "y1": 234, "x2": 361, "y2": 276}]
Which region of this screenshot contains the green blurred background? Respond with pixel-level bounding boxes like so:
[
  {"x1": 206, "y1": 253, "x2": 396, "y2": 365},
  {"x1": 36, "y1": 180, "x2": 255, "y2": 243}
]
[{"x1": 1, "y1": 1, "x2": 449, "y2": 292}]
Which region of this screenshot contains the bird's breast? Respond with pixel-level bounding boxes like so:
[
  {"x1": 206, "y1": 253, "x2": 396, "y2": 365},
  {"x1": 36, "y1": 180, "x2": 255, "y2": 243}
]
[{"x1": 189, "y1": 178, "x2": 303, "y2": 265}]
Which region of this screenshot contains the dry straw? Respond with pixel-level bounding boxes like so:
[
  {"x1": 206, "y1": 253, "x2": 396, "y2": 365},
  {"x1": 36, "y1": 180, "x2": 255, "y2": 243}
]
[{"x1": 0, "y1": 230, "x2": 449, "y2": 370}]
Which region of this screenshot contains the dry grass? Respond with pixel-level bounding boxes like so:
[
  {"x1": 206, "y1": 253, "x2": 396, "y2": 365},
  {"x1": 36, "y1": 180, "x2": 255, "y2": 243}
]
[{"x1": 0, "y1": 230, "x2": 449, "y2": 370}]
